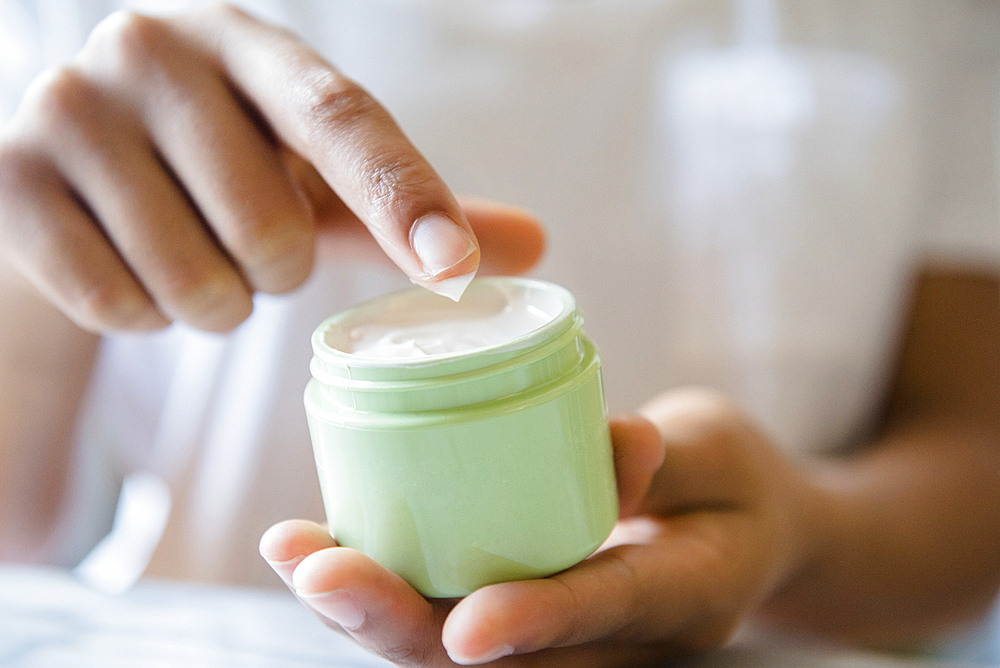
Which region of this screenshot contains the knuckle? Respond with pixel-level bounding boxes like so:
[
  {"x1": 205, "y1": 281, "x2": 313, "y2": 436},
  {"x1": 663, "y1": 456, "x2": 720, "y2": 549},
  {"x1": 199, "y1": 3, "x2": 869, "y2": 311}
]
[
  {"x1": 670, "y1": 388, "x2": 747, "y2": 438},
  {"x1": 300, "y1": 75, "x2": 378, "y2": 142},
  {"x1": 75, "y1": 277, "x2": 155, "y2": 331},
  {"x1": 160, "y1": 265, "x2": 236, "y2": 314},
  {"x1": 158, "y1": 268, "x2": 251, "y2": 331},
  {"x1": 364, "y1": 154, "x2": 436, "y2": 216},
  {"x1": 76, "y1": 282, "x2": 121, "y2": 324},
  {"x1": 190, "y1": 2, "x2": 296, "y2": 44},
  {"x1": 160, "y1": 267, "x2": 211, "y2": 305},
  {"x1": 224, "y1": 217, "x2": 312, "y2": 292},
  {"x1": 24, "y1": 66, "x2": 99, "y2": 132},
  {"x1": 87, "y1": 10, "x2": 175, "y2": 74},
  {"x1": 297, "y1": 74, "x2": 437, "y2": 218},
  {"x1": 227, "y1": 214, "x2": 299, "y2": 257},
  {"x1": 194, "y1": 1, "x2": 251, "y2": 24},
  {"x1": 677, "y1": 387, "x2": 739, "y2": 416}
]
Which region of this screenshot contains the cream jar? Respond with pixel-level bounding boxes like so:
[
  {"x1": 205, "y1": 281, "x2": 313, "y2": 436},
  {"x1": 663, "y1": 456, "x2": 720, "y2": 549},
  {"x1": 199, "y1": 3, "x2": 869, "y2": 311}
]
[{"x1": 304, "y1": 277, "x2": 617, "y2": 598}]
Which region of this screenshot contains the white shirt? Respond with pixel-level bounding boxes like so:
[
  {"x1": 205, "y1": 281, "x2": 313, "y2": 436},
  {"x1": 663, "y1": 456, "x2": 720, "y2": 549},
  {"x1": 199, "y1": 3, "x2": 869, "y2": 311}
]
[{"x1": 2, "y1": 4, "x2": 998, "y2": 656}]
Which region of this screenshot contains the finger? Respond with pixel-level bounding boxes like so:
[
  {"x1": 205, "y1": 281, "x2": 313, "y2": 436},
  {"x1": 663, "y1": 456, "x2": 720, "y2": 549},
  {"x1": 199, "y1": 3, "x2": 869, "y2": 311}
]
[
  {"x1": 78, "y1": 12, "x2": 316, "y2": 298},
  {"x1": 0, "y1": 145, "x2": 167, "y2": 332},
  {"x1": 443, "y1": 536, "x2": 734, "y2": 664},
  {"x1": 608, "y1": 414, "x2": 665, "y2": 518},
  {"x1": 307, "y1": 189, "x2": 546, "y2": 276},
  {"x1": 282, "y1": 151, "x2": 543, "y2": 275},
  {"x1": 176, "y1": 5, "x2": 480, "y2": 298},
  {"x1": 259, "y1": 519, "x2": 336, "y2": 587},
  {"x1": 456, "y1": 197, "x2": 545, "y2": 276},
  {"x1": 442, "y1": 547, "x2": 650, "y2": 663},
  {"x1": 638, "y1": 388, "x2": 765, "y2": 513},
  {"x1": 291, "y1": 546, "x2": 455, "y2": 666},
  {"x1": 22, "y1": 66, "x2": 254, "y2": 331}
]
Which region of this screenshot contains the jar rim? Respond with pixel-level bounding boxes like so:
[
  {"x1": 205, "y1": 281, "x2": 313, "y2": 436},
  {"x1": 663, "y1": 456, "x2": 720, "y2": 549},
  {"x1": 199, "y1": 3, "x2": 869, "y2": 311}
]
[{"x1": 311, "y1": 277, "x2": 578, "y2": 370}]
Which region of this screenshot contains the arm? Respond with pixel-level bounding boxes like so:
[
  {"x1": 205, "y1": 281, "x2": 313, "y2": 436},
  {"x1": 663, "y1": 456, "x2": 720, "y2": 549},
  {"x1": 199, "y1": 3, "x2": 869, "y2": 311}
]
[
  {"x1": 759, "y1": 267, "x2": 1000, "y2": 645},
  {"x1": 0, "y1": 4, "x2": 543, "y2": 562},
  {"x1": 0, "y1": 263, "x2": 98, "y2": 561},
  {"x1": 260, "y1": 266, "x2": 1000, "y2": 666},
  {"x1": 0, "y1": 3, "x2": 521, "y2": 335}
]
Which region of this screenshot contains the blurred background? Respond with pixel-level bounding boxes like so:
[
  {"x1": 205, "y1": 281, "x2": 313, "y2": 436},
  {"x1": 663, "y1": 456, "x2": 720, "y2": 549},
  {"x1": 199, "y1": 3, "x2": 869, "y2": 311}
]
[{"x1": 0, "y1": 0, "x2": 997, "y2": 662}]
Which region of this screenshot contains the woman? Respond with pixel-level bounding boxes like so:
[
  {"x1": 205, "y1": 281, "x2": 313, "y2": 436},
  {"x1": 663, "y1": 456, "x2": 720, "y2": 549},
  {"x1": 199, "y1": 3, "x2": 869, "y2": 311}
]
[{"x1": 0, "y1": 1, "x2": 998, "y2": 665}]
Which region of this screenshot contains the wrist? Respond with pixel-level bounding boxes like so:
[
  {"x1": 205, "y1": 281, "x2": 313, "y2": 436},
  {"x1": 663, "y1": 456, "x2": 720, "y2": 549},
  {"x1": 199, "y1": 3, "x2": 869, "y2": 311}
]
[{"x1": 753, "y1": 459, "x2": 852, "y2": 635}]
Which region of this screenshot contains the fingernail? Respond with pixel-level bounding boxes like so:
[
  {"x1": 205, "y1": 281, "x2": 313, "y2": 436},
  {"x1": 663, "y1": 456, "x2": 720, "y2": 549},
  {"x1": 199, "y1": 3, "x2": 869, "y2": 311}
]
[
  {"x1": 298, "y1": 589, "x2": 365, "y2": 630},
  {"x1": 411, "y1": 214, "x2": 477, "y2": 277},
  {"x1": 448, "y1": 644, "x2": 515, "y2": 665}
]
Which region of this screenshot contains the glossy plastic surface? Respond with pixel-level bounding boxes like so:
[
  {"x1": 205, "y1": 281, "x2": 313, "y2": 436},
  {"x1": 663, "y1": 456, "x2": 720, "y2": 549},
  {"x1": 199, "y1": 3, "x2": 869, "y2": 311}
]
[{"x1": 304, "y1": 278, "x2": 618, "y2": 597}]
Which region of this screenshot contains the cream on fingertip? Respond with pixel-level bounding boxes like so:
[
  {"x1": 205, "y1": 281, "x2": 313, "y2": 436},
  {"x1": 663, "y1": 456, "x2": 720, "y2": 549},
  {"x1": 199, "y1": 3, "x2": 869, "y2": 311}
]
[
  {"x1": 428, "y1": 272, "x2": 476, "y2": 301},
  {"x1": 408, "y1": 271, "x2": 477, "y2": 302}
]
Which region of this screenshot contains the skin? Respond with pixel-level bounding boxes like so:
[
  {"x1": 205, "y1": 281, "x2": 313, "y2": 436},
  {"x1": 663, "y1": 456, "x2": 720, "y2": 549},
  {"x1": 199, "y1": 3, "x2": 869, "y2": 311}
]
[
  {"x1": 0, "y1": 4, "x2": 997, "y2": 666},
  {"x1": 0, "y1": 195, "x2": 542, "y2": 562},
  {"x1": 0, "y1": 4, "x2": 544, "y2": 560},
  {"x1": 260, "y1": 268, "x2": 1000, "y2": 667},
  {"x1": 0, "y1": 4, "x2": 547, "y2": 335}
]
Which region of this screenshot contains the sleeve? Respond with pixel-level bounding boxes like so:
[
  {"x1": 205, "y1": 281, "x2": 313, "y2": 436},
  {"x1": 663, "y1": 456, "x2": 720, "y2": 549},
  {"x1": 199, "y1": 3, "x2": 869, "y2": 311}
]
[{"x1": 915, "y1": 3, "x2": 1000, "y2": 269}]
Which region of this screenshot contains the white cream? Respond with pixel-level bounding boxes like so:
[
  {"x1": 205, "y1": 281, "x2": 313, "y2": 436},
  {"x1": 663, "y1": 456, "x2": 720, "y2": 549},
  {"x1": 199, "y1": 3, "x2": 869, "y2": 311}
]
[
  {"x1": 325, "y1": 281, "x2": 562, "y2": 360},
  {"x1": 413, "y1": 272, "x2": 476, "y2": 302}
]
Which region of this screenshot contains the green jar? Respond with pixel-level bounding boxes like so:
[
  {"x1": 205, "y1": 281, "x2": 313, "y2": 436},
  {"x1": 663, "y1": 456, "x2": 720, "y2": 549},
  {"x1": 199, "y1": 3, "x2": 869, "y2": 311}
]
[{"x1": 304, "y1": 277, "x2": 617, "y2": 598}]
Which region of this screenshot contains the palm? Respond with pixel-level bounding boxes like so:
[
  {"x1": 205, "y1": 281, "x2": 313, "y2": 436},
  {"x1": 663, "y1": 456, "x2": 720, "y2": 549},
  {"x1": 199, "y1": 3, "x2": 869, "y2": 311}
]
[{"x1": 261, "y1": 390, "x2": 804, "y2": 667}]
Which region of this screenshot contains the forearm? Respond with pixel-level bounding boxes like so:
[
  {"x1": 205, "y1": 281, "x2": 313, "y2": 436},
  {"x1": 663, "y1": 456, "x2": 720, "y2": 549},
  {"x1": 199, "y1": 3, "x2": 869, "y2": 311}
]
[
  {"x1": 757, "y1": 268, "x2": 1000, "y2": 648},
  {"x1": 759, "y1": 413, "x2": 1000, "y2": 647},
  {"x1": 0, "y1": 262, "x2": 99, "y2": 560}
]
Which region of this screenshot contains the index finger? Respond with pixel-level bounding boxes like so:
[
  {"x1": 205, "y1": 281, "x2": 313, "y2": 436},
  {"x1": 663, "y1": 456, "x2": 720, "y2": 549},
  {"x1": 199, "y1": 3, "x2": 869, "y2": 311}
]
[{"x1": 177, "y1": 5, "x2": 479, "y2": 299}]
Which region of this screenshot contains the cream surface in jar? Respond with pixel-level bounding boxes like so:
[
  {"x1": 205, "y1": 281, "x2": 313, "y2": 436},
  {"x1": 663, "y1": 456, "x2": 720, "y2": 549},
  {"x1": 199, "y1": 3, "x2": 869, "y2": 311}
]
[{"x1": 327, "y1": 281, "x2": 561, "y2": 360}]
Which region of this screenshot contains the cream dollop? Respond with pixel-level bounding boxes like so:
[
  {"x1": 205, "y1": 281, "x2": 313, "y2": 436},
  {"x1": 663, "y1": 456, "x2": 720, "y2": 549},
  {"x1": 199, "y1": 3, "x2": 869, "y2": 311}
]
[{"x1": 326, "y1": 281, "x2": 561, "y2": 360}]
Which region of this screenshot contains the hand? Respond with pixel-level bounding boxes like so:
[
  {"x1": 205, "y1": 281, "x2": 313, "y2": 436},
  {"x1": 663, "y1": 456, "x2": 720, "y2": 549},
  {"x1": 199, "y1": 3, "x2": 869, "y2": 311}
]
[
  {"x1": 0, "y1": 4, "x2": 543, "y2": 333},
  {"x1": 260, "y1": 389, "x2": 818, "y2": 667}
]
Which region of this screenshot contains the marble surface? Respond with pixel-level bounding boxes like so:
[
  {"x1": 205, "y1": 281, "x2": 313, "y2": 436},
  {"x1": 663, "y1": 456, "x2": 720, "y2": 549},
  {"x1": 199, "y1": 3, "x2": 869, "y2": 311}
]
[
  {"x1": 0, "y1": 565, "x2": 382, "y2": 667},
  {"x1": 0, "y1": 565, "x2": 986, "y2": 667}
]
